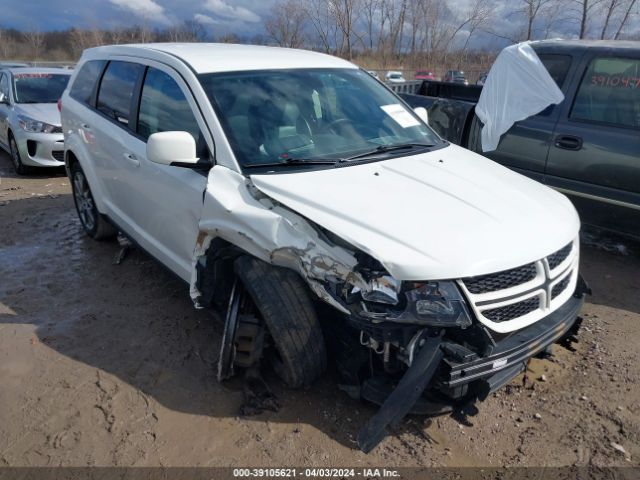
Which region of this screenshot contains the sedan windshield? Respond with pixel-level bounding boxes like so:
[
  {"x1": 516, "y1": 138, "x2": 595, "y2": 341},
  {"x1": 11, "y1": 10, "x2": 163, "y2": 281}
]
[
  {"x1": 13, "y1": 73, "x2": 70, "y2": 104},
  {"x1": 199, "y1": 68, "x2": 442, "y2": 169}
]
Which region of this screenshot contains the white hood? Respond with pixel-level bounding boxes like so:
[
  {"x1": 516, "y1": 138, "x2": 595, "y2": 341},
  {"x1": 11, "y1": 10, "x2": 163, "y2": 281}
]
[{"x1": 250, "y1": 144, "x2": 580, "y2": 281}]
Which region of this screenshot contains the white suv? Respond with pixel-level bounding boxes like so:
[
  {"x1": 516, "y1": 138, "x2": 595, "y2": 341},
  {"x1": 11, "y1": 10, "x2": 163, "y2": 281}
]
[{"x1": 61, "y1": 43, "x2": 587, "y2": 452}]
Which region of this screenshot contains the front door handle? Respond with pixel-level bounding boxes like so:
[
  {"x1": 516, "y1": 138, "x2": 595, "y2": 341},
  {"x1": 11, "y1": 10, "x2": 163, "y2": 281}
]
[
  {"x1": 123, "y1": 152, "x2": 140, "y2": 167},
  {"x1": 554, "y1": 135, "x2": 583, "y2": 151}
]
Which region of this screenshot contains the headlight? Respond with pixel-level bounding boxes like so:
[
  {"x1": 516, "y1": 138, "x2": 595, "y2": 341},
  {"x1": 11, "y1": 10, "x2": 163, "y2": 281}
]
[
  {"x1": 357, "y1": 279, "x2": 472, "y2": 328},
  {"x1": 18, "y1": 115, "x2": 58, "y2": 133},
  {"x1": 404, "y1": 281, "x2": 472, "y2": 327}
]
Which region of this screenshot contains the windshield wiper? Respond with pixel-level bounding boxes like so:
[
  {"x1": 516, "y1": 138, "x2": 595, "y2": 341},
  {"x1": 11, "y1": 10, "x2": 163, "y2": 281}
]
[
  {"x1": 243, "y1": 158, "x2": 339, "y2": 169},
  {"x1": 340, "y1": 143, "x2": 436, "y2": 162}
]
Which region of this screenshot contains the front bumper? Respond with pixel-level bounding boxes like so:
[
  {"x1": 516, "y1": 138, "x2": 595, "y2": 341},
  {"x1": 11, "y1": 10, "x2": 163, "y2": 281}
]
[
  {"x1": 14, "y1": 130, "x2": 65, "y2": 167},
  {"x1": 438, "y1": 286, "x2": 585, "y2": 398}
]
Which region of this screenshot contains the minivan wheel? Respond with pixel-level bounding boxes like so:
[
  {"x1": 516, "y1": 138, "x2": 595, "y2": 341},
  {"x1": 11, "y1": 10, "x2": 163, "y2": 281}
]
[
  {"x1": 234, "y1": 256, "x2": 327, "y2": 388},
  {"x1": 70, "y1": 162, "x2": 116, "y2": 240},
  {"x1": 9, "y1": 134, "x2": 29, "y2": 175}
]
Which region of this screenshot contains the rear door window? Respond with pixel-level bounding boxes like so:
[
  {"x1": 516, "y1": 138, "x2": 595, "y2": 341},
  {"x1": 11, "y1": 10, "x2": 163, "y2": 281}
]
[
  {"x1": 96, "y1": 61, "x2": 144, "y2": 127},
  {"x1": 570, "y1": 56, "x2": 640, "y2": 128},
  {"x1": 70, "y1": 60, "x2": 105, "y2": 105}
]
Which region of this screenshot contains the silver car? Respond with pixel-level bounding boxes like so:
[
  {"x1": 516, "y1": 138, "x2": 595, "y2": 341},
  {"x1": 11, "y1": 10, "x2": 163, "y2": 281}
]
[{"x1": 0, "y1": 67, "x2": 71, "y2": 174}]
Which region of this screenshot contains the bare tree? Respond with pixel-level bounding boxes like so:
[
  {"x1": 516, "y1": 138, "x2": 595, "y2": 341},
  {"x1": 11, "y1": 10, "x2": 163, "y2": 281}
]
[
  {"x1": 600, "y1": 0, "x2": 621, "y2": 38},
  {"x1": 614, "y1": 0, "x2": 638, "y2": 38},
  {"x1": 265, "y1": 0, "x2": 308, "y2": 48},
  {"x1": 572, "y1": 0, "x2": 605, "y2": 38},
  {"x1": 540, "y1": 0, "x2": 566, "y2": 38},
  {"x1": 520, "y1": 0, "x2": 555, "y2": 39},
  {"x1": 331, "y1": 0, "x2": 361, "y2": 59},
  {"x1": 305, "y1": 0, "x2": 339, "y2": 53},
  {"x1": 22, "y1": 27, "x2": 44, "y2": 60}
]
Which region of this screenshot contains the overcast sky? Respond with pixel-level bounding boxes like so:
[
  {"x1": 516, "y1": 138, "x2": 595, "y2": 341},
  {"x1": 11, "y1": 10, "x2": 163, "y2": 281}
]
[{"x1": 0, "y1": 0, "x2": 272, "y2": 34}]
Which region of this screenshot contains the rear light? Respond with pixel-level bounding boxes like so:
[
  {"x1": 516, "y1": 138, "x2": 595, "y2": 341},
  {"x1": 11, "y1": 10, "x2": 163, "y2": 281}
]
[{"x1": 57, "y1": 98, "x2": 61, "y2": 112}]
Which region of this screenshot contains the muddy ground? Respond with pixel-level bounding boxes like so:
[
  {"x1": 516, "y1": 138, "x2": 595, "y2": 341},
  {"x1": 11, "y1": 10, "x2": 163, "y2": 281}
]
[{"x1": 0, "y1": 150, "x2": 639, "y2": 470}]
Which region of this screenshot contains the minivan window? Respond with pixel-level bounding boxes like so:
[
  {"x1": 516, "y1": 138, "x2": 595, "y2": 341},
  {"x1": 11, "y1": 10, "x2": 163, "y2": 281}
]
[
  {"x1": 571, "y1": 56, "x2": 640, "y2": 128},
  {"x1": 97, "y1": 61, "x2": 144, "y2": 127},
  {"x1": 70, "y1": 60, "x2": 105, "y2": 105},
  {"x1": 199, "y1": 68, "x2": 441, "y2": 169},
  {"x1": 137, "y1": 68, "x2": 201, "y2": 144},
  {"x1": 13, "y1": 73, "x2": 70, "y2": 104}
]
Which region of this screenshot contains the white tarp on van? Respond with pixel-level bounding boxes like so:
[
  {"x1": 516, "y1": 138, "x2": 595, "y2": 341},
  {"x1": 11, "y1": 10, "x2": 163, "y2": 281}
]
[{"x1": 476, "y1": 42, "x2": 564, "y2": 152}]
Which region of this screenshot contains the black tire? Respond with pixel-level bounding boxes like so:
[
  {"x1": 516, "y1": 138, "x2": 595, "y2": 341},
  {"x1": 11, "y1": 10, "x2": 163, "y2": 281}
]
[
  {"x1": 9, "y1": 133, "x2": 29, "y2": 175},
  {"x1": 234, "y1": 256, "x2": 327, "y2": 388},
  {"x1": 70, "y1": 162, "x2": 116, "y2": 240}
]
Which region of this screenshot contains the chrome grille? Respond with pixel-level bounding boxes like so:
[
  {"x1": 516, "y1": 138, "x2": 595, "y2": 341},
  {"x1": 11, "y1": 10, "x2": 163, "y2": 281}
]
[
  {"x1": 462, "y1": 263, "x2": 536, "y2": 294},
  {"x1": 483, "y1": 297, "x2": 540, "y2": 323}
]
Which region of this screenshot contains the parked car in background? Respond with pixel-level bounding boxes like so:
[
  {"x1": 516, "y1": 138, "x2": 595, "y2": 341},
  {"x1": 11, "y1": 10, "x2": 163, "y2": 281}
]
[
  {"x1": 443, "y1": 70, "x2": 469, "y2": 85},
  {"x1": 476, "y1": 72, "x2": 488, "y2": 85},
  {"x1": 0, "y1": 67, "x2": 71, "y2": 174},
  {"x1": 401, "y1": 40, "x2": 640, "y2": 239},
  {"x1": 415, "y1": 70, "x2": 436, "y2": 80},
  {"x1": 385, "y1": 70, "x2": 406, "y2": 83},
  {"x1": 62, "y1": 43, "x2": 586, "y2": 453}
]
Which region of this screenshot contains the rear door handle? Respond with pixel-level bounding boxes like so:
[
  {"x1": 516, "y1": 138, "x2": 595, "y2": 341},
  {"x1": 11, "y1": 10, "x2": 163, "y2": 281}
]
[
  {"x1": 123, "y1": 152, "x2": 140, "y2": 167},
  {"x1": 554, "y1": 135, "x2": 583, "y2": 151}
]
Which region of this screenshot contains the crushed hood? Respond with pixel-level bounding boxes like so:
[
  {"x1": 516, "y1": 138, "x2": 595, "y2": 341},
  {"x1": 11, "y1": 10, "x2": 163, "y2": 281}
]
[
  {"x1": 14, "y1": 103, "x2": 61, "y2": 126},
  {"x1": 250, "y1": 144, "x2": 580, "y2": 280}
]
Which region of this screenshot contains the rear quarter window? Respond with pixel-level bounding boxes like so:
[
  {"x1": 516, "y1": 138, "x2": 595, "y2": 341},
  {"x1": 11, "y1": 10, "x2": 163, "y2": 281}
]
[{"x1": 69, "y1": 60, "x2": 105, "y2": 105}]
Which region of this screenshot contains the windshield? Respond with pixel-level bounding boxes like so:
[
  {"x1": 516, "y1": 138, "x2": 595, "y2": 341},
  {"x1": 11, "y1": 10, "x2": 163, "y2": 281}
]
[
  {"x1": 13, "y1": 73, "x2": 70, "y2": 103},
  {"x1": 199, "y1": 68, "x2": 441, "y2": 169}
]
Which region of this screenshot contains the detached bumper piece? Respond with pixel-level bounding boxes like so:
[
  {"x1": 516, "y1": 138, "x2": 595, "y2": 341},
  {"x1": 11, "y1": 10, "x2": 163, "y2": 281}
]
[{"x1": 357, "y1": 333, "x2": 443, "y2": 453}]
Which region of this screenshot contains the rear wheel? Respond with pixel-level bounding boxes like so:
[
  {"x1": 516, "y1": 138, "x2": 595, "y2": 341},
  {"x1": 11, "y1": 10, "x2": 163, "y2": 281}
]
[
  {"x1": 9, "y1": 134, "x2": 29, "y2": 175},
  {"x1": 70, "y1": 162, "x2": 116, "y2": 240},
  {"x1": 234, "y1": 256, "x2": 327, "y2": 388}
]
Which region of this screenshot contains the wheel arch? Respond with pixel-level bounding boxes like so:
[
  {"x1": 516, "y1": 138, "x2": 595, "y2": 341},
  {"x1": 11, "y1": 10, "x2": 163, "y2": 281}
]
[{"x1": 64, "y1": 138, "x2": 108, "y2": 214}]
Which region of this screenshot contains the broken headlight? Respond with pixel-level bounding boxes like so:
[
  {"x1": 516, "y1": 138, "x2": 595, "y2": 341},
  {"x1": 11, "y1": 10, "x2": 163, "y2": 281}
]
[
  {"x1": 357, "y1": 279, "x2": 472, "y2": 327},
  {"x1": 403, "y1": 281, "x2": 472, "y2": 327}
]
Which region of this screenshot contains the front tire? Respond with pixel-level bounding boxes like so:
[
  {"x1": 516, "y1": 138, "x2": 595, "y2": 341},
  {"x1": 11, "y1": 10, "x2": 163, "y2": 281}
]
[
  {"x1": 9, "y1": 134, "x2": 29, "y2": 175},
  {"x1": 234, "y1": 256, "x2": 327, "y2": 388},
  {"x1": 70, "y1": 162, "x2": 116, "y2": 240}
]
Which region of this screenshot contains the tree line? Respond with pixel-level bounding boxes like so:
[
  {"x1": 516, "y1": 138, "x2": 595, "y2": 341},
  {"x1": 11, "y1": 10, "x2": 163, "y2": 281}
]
[{"x1": 1, "y1": 0, "x2": 637, "y2": 79}]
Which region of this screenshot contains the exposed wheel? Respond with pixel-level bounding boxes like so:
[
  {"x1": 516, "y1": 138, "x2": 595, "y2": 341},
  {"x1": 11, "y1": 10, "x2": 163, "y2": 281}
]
[
  {"x1": 9, "y1": 134, "x2": 29, "y2": 175},
  {"x1": 70, "y1": 162, "x2": 116, "y2": 240},
  {"x1": 234, "y1": 256, "x2": 327, "y2": 388}
]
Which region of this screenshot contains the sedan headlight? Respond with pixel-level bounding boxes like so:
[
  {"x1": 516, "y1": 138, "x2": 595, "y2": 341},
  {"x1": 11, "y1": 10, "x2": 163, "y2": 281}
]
[{"x1": 18, "y1": 115, "x2": 59, "y2": 133}]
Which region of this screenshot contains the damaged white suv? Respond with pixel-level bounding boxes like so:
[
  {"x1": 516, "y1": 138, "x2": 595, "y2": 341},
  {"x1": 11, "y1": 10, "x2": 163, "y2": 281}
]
[{"x1": 61, "y1": 44, "x2": 588, "y2": 452}]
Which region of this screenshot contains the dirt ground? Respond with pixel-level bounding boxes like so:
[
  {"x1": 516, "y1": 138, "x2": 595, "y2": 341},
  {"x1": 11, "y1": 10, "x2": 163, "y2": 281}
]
[{"x1": 1, "y1": 150, "x2": 639, "y2": 470}]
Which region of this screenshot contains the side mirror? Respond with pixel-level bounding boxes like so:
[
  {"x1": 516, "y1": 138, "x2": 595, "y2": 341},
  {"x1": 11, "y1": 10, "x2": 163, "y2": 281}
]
[
  {"x1": 0, "y1": 92, "x2": 8, "y2": 104},
  {"x1": 147, "y1": 131, "x2": 199, "y2": 167},
  {"x1": 414, "y1": 107, "x2": 429, "y2": 124}
]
